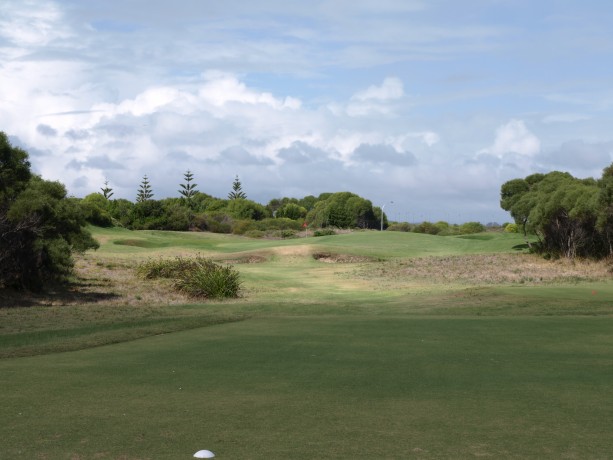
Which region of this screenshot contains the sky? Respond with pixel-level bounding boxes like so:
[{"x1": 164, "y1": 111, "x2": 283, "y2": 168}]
[{"x1": 1, "y1": 1, "x2": 613, "y2": 224}]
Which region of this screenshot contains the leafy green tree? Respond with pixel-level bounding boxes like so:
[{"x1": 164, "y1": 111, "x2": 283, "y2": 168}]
[
  {"x1": 228, "y1": 175, "x2": 247, "y2": 200},
  {"x1": 107, "y1": 198, "x2": 134, "y2": 227},
  {"x1": 305, "y1": 192, "x2": 378, "y2": 229},
  {"x1": 276, "y1": 202, "x2": 307, "y2": 220},
  {"x1": 596, "y1": 164, "x2": 613, "y2": 255},
  {"x1": 131, "y1": 199, "x2": 165, "y2": 230},
  {"x1": 136, "y1": 175, "x2": 154, "y2": 202},
  {"x1": 179, "y1": 170, "x2": 198, "y2": 208},
  {"x1": 0, "y1": 132, "x2": 31, "y2": 203},
  {"x1": 500, "y1": 169, "x2": 610, "y2": 259},
  {"x1": 225, "y1": 198, "x2": 268, "y2": 220},
  {"x1": 1, "y1": 133, "x2": 98, "y2": 289},
  {"x1": 191, "y1": 192, "x2": 227, "y2": 213},
  {"x1": 80, "y1": 193, "x2": 113, "y2": 227},
  {"x1": 298, "y1": 195, "x2": 318, "y2": 212}
]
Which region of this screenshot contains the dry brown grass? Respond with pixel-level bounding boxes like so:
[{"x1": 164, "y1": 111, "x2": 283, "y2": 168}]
[
  {"x1": 0, "y1": 254, "x2": 192, "y2": 308},
  {"x1": 360, "y1": 253, "x2": 613, "y2": 286}
]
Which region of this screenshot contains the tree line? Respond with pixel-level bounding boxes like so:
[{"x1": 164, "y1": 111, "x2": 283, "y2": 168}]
[
  {"x1": 81, "y1": 173, "x2": 386, "y2": 235},
  {"x1": 501, "y1": 164, "x2": 613, "y2": 259}
]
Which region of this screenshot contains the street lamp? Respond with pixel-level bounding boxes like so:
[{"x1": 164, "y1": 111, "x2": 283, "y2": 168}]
[{"x1": 381, "y1": 201, "x2": 394, "y2": 231}]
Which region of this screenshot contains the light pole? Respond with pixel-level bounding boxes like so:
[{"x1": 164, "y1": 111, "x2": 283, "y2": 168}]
[{"x1": 381, "y1": 201, "x2": 393, "y2": 231}]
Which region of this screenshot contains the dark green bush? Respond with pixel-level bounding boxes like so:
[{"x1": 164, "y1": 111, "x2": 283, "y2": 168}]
[
  {"x1": 192, "y1": 212, "x2": 234, "y2": 233},
  {"x1": 313, "y1": 228, "x2": 336, "y2": 237},
  {"x1": 137, "y1": 256, "x2": 241, "y2": 299}
]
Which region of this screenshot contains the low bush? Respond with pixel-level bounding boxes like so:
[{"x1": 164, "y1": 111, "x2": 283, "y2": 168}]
[
  {"x1": 137, "y1": 256, "x2": 241, "y2": 299},
  {"x1": 387, "y1": 222, "x2": 412, "y2": 232},
  {"x1": 244, "y1": 230, "x2": 265, "y2": 238},
  {"x1": 232, "y1": 219, "x2": 258, "y2": 235},
  {"x1": 505, "y1": 223, "x2": 519, "y2": 233},
  {"x1": 458, "y1": 221, "x2": 486, "y2": 235},
  {"x1": 412, "y1": 221, "x2": 441, "y2": 235},
  {"x1": 313, "y1": 228, "x2": 336, "y2": 237},
  {"x1": 270, "y1": 229, "x2": 298, "y2": 239}
]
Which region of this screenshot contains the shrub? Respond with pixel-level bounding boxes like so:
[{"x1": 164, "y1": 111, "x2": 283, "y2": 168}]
[
  {"x1": 192, "y1": 212, "x2": 234, "y2": 233},
  {"x1": 313, "y1": 228, "x2": 336, "y2": 237},
  {"x1": 260, "y1": 217, "x2": 303, "y2": 231},
  {"x1": 233, "y1": 219, "x2": 258, "y2": 235},
  {"x1": 505, "y1": 223, "x2": 519, "y2": 233},
  {"x1": 458, "y1": 221, "x2": 486, "y2": 235},
  {"x1": 270, "y1": 229, "x2": 298, "y2": 239},
  {"x1": 387, "y1": 222, "x2": 412, "y2": 232},
  {"x1": 137, "y1": 256, "x2": 241, "y2": 299},
  {"x1": 412, "y1": 221, "x2": 441, "y2": 235},
  {"x1": 175, "y1": 263, "x2": 241, "y2": 299}
]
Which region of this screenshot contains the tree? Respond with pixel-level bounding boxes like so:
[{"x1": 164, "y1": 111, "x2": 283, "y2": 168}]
[
  {"x1": 178, "y1": 170, "x2": 198, "y2": 208},
  {"x1": 136, "y1": 175, "x2": 154, "y2": 202},
  {"x1": 305, "y1": 192, "x2": 378, "y2": 229},
  {"x1": 228, "y1": 175, "x2": 247, "y2": 200},
  {"x1": 0, "y1": 132, "x2": 31, "y2": 204},
  {"x1": 0, "y1": 133, "x2": 98, "y2": 290},
  {"x1": 500, "y1": 169, "x2": 610, "y2": 259},
  {"x1": 276, "y1": 202, "x2": 307, "y2": 220},
  {"x1": 80, "y1": 193, "x2": 113, "y2": 227},
  {"x1": 100, "y1": 180, "x2": 114, "y2": 199}
]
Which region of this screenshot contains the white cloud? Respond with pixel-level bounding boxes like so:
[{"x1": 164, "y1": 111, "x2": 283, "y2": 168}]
[
  {"x1": 0, "y1": 0, "x2": 71, "y2": 47},
  {"x1": 351, "y1": 77, "x2": 404, "y2": 101},
  {"x1": 198, "y1": 73, "x2": 302, "y2": 110},
  {"x1": 480, "y1": 119, "x2": 540, "y2": 158},
  {"x1": 346, "y1": 77, "x2": 406, "y2": 117}
]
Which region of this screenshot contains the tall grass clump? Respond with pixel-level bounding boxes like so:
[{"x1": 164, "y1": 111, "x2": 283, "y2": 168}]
[{"x1": 137, "y1": 256, "x2": 241, "y2": 299}]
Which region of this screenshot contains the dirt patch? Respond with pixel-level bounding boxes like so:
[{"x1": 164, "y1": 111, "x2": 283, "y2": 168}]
[
  {"x1": 113, "y1": 238, "x2": 165, "y2": 248},
  {"x1": 313, "y1": 252, "x2": 376, "y2": 264},
  {"x1": 273, "y1": 246, "x2": 312, "y2": 257},
  {"x1": 0, "y1": 255, "x2": 192, "y2": 308},
  {"x1": 219, "y1": 255, "x2": 268, "y2": 264}
]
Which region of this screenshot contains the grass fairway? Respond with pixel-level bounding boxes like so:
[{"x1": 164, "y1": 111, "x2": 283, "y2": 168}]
[
  {"x1": 2, "y1": 227, "x2": 613, "y2": 458},
  {"x1": 2, "y1": 316, "x2": 613, "y2": 458}
]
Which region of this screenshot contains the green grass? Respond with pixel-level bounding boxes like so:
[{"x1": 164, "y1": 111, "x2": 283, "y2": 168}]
[
  {"x1": 92, "y1": 226, "x2": 532, "y2": 259},
  {"x1": 2, "y1": 316, "x2": 613, "y2": 458},
  {"x1": 2, "y1": 226, "x2": 613, "y2": 458}
]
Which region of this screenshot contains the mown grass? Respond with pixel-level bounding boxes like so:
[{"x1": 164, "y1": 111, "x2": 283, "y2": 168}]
[
  {"x1": 2, "y1": 316, "x2": 613, "y2": 458},
  {"x1": 2, "y1": 226, "x2": 613, "y2": 458}
]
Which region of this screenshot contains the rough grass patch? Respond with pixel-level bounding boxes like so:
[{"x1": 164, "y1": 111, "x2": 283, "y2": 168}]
[{"x1": 356, "y1": 253, "x2": 613, "y2": 286}]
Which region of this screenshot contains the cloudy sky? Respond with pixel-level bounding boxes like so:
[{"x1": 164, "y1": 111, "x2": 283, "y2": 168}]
[{"x1": 1, "y1": 0, "x2": 613, "y2": 223}]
